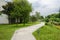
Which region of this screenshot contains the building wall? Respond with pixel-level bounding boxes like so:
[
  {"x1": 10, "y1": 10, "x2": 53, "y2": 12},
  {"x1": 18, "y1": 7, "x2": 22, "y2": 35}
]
[
  {"x1": 0, "y1": 0, "x2": 9, "y2": 24},
  {"x1": 0, "y1": 14, "x2": 9, "y2": 24},
  {"x1": 0, "y1": 0, "x2": 7, "y2": 11}
]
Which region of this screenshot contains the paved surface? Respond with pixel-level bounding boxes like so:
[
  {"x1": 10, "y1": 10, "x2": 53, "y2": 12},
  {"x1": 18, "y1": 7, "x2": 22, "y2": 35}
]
[{"x1": 11, "y1": 22, "x2": 45, "y2": 40}]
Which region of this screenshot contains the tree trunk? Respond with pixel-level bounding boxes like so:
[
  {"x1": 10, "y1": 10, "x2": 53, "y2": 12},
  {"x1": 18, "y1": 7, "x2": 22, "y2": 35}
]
[
  {"x1": 23, "y1": 17, "x2": 26, "y2": 26},
  {"x1": 8, "y1": 16, "x2": 11, "y2": 24},
  {"x1": 16, "y1": 18, "x2": 19, "y2": 27}
]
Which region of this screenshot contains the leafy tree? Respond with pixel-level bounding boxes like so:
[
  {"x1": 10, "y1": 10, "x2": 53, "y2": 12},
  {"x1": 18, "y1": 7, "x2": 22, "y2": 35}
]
[
  {"x1": 0, "y1": 11, "x2": 1, "y2": 15},
  {"x1": 30, "y1": 15, "x2": 37, "y2": 22},
  {"x1": 2, "y1": 0, "x2": 32, "y2": 25},
  {"x1": 35, "y1": 12, "x2": 44, "y2": 21},
  {"x1": 2, "y1": 2, "x2": 15, "y2": 24},
  {"x1": 58, "y1": 9, "x2": 60, "y2": 18},
  {"x1": 35, "y1": 12, "x2": 41, "y2": 20},
  {"x1": 13, "y1": 0, "x2": 32, "y2": 24},
  {"x1": 45, "y1": 12, "x2": 60, "y2": 25},
  {"x1": 40, "y1": 16, "x2": 44, "y2": 19}
]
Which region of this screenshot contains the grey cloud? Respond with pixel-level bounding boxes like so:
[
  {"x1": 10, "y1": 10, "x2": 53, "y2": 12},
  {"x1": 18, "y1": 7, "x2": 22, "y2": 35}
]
[{"x1": 31, "y1": 0, "x2": 60, "y2": 16}]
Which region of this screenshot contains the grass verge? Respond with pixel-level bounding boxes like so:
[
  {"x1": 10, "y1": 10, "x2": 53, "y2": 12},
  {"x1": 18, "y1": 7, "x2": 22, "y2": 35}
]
[
  {"x1": 0, "y1": 22, "x2": 40, "y2": 40},
  {"x1": 33, "y1": 24, "x2": 60, "y2": 40}
]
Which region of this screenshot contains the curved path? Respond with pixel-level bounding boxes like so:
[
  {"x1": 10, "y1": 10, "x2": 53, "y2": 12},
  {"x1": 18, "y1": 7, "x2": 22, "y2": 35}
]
[{"x1": 11, "y1": 22, "x2": 45, "y2": 40}]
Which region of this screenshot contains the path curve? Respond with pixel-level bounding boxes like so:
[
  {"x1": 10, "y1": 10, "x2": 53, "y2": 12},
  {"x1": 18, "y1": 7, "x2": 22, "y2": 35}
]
[{"x1": 11, "y1": 22, "x2": 45, "y2": 40}]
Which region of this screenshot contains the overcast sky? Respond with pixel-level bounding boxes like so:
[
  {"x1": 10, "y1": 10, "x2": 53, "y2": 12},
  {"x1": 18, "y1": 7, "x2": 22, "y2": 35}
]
[
  {"x1": 28, "y1": 0, "x2": 60, "y2": 16},
  {"x1": 5, "y1": 0, "x2": 60, "y2": 16}
]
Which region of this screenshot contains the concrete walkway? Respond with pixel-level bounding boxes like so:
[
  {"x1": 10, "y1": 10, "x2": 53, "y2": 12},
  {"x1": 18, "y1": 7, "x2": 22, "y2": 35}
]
[{"x1": 11, "y1": 22, "x2": 45, "y2": 40}]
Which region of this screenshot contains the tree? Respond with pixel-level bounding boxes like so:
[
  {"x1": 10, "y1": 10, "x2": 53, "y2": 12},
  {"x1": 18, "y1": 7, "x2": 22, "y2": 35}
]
[
  {"x1": 2, "y1": 2, "x2": 15, "y2": 24},
  {"x1": 35, "y1": 12, "x2": 44, "y2": 21},
  {"x1": 2, "y1": 0, "x2": 32, "y2": 25},
  {"x1": 35, "y1": 12, "x2": 40, "y2": 20},
  {"x1": 58, "y1": 9, "x2": 60, "y2": 18},
  {"x1": 30, "y1": 15, "x2": 37, "y2": 22},
  {"x1": 0, "y1": 11, "x2": 1, "y2": 15},
  {"x1": 13, "y1": 0, "x2": 32, "y2": 25},
  {"x1": 45, "y1": 12, "x2": 60, "y2": 25}
]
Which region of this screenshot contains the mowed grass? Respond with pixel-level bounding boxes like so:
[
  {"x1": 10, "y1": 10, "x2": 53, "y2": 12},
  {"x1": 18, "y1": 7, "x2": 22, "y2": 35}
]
[
  {"x1": 0, "y1": 22, "x2": 40, "y2": 40},
  {"x1": 33, "y1": 24, "x2": 60, "y2": 40}
]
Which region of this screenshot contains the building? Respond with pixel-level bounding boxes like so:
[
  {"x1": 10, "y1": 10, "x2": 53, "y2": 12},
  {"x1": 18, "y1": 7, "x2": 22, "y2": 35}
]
[{"x1": 0, "y1": 0, "x2": 9, "y2": 24}]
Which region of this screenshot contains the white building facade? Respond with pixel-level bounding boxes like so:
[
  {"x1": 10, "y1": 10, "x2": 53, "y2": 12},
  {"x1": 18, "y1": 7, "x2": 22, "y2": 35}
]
[{"x1": 0, "y1": 0, "x2": 9, "y2": 24}]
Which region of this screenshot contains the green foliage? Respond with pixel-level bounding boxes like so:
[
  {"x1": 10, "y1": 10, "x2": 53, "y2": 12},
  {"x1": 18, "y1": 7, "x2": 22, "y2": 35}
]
[
  {"x1": 30, "y1": 15, "x2": 38, "y2": 22},
  {"x1": 2, "y1": 2, "x2": 16, "y2": 24},
  {"x1": 2, "y1": 2, "x2": 14, "y2": 16},
  {"x1": 30, "y1": 12, "x2": 44, "y2": 22},
  {"x1": 44, "y1": 18, "x2": 49, "y2": 22},
  {"x1": 2, "y1": 0, "x2": 32, "y2": 24},
  {"x1": 45, "y1": 12, "x2": 60, "y2": 25},
  {"x1": 0, "y1": 11, "x2": 1, "y2": 15},
  {"x1": 14, "y1": 0, "x2": 32, "y2": 24},
  {"x1": 35, "y1": 12, "x2": 44, "y2": 20},
  {"x1": 35, "y1": 12, "x2": 40, "y2": 19}
]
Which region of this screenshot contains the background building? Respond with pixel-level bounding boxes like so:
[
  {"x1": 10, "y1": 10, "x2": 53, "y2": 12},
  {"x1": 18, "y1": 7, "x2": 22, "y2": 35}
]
[{"x1": 0, "y1": 0, "x2": 8, "y2": 24}]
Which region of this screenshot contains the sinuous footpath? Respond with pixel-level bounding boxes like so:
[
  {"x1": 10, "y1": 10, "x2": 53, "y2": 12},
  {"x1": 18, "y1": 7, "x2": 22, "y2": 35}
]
[{"x1": 11, "y1": 22, "x2": 45, "y2": 40}]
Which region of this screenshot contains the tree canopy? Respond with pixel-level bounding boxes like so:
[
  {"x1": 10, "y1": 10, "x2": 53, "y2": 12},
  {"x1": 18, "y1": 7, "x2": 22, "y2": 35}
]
[
  {"x1": 45, "y1": 12, "x2": 60, "y2": 25},
  {"x1": 2, "y1": 0, "x2": 32, "y2": 24}
]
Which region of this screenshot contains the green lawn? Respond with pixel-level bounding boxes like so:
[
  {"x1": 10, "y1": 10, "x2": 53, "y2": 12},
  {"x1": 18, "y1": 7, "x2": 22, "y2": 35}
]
[
  {"x1": 0, "y1": 22, "x2": 39, "y2": 40},
  {"x1": 33, "y1": 24, "x2": 60, "y2": 40}
]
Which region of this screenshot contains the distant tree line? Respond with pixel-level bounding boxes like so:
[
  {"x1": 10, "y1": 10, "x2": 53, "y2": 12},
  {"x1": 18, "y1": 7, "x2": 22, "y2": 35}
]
[
  {"x1": 45, "y1": 10, "x2": 60, "y2": 25},
  {"x1": 30, "y1": 12, "x2": 44, "y2": 22}
]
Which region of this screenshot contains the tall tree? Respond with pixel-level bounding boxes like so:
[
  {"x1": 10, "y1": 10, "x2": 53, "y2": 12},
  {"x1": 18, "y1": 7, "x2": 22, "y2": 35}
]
[
  {"x1": 2, "y1": 0, "x2": 32, "y2": 25},
  {"x1": 35, "y1": 12, "x2": 43, "y2": 21},
  {"x1": 35, "y1": 12, "x2": 40, "y2": 19},
  {"x1": 13, "y1": 0, "x2": 32, "y2": 24},
  {"x1": 58, "y1": 9, "x2": 60, "y2": 18},
  {"x1": 2, "y1": 2, "x2": 15, "y2": 24},
  {"x1": 30, "y1": 15, "x2": 37, "y2": 22}
]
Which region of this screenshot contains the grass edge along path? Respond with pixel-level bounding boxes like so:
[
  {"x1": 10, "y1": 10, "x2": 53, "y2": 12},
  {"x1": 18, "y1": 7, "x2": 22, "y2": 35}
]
[
  {"x1": 33, "y1": 24, "x2": 60, "y2": 40},
  {"x1": 0, "y1": 22, "x2": 40, "y2": 40}
]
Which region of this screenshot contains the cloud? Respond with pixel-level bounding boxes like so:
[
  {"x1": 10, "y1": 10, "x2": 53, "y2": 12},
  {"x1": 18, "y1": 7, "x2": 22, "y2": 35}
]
[
  {"x1": 28, "y1": 0, "x2": 60, "y2": 16},
  {"x1": 28, "y1": 0, "x2": 38, "y2": 3},
  {"x1": 4, "y1": 0, "x2": 60, "y2": 16}
]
